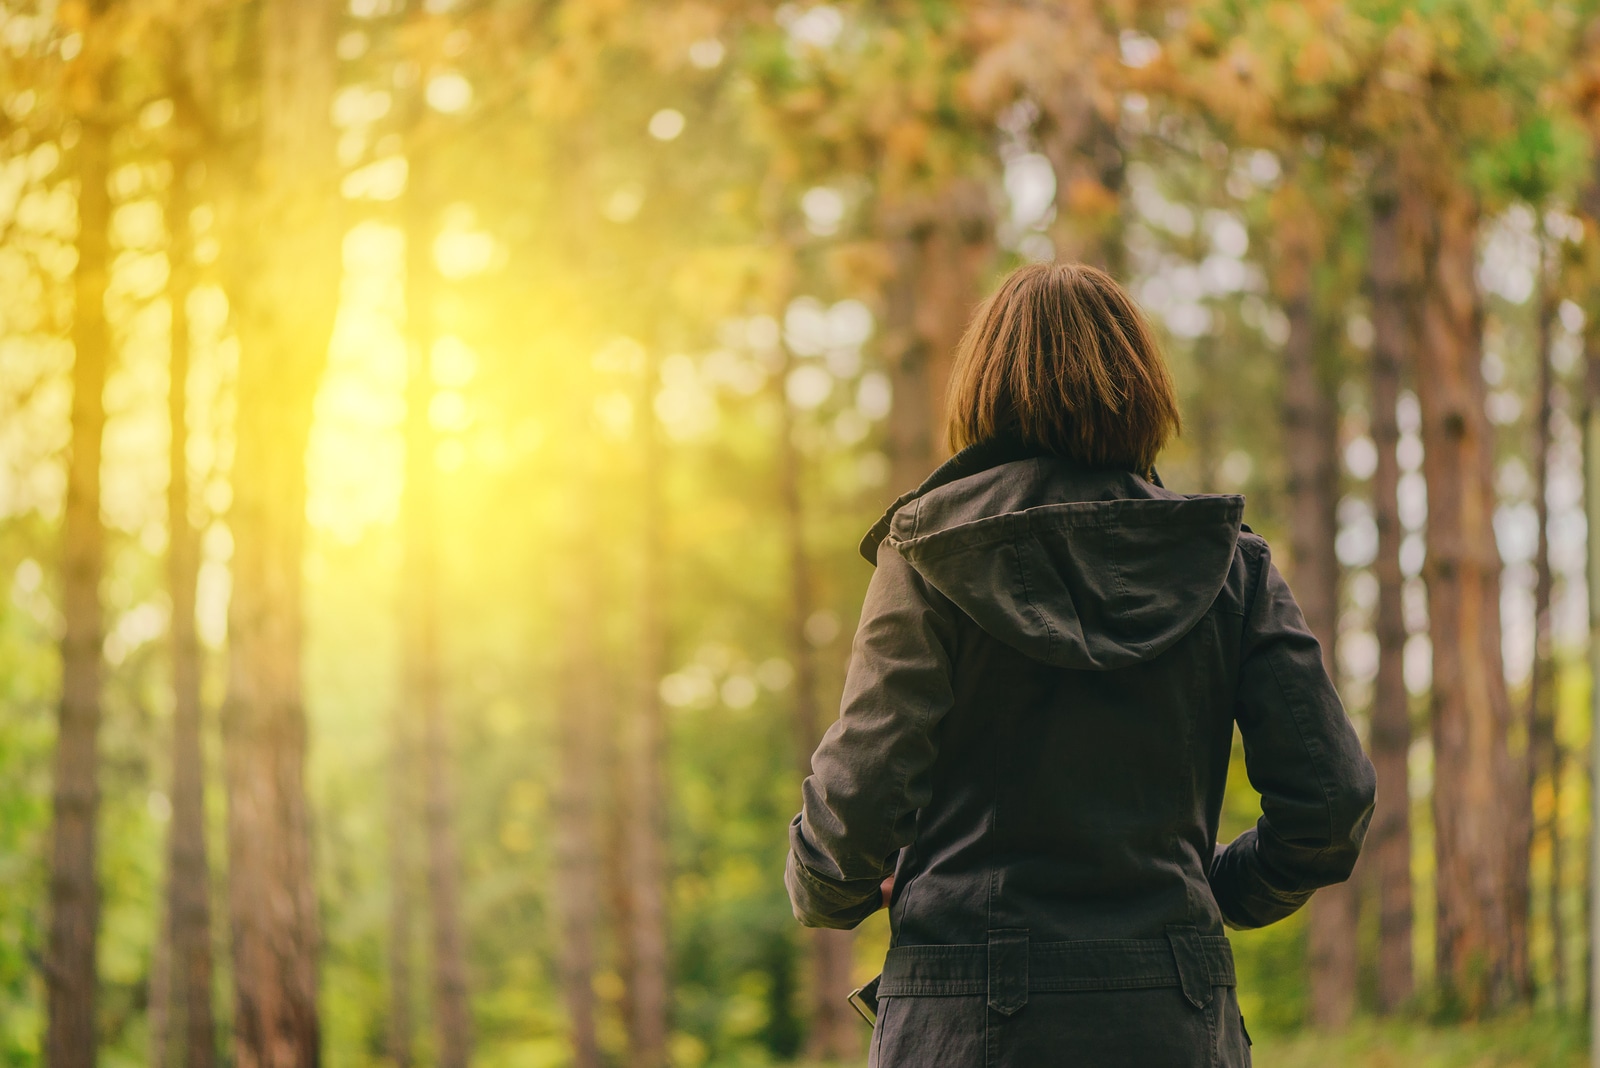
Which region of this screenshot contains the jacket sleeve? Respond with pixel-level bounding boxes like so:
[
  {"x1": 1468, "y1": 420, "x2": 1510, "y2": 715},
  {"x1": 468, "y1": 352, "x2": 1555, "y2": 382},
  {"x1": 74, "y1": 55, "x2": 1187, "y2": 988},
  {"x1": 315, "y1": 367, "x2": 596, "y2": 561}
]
[
  {"x1": 1209, "y1": 541, "x2": 1377, "y2": 930},
  {"x1": 785, "y1": 541, "x2": 959, "y2": 929}
]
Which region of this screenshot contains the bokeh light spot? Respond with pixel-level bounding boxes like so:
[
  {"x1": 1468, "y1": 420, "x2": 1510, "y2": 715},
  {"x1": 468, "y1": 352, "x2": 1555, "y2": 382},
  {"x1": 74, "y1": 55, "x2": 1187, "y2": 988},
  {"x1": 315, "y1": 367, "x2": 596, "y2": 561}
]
[{"x1": 648, "y1": 108, "x2": 686, "y2": 141}]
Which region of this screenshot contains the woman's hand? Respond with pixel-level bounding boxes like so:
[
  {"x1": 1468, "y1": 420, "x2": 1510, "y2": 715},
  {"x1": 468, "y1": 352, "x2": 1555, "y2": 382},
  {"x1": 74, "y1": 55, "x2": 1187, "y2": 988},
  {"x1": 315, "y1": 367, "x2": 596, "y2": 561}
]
[{"x1": 880, "y1": 875, "x2": 894, "y2": 911}]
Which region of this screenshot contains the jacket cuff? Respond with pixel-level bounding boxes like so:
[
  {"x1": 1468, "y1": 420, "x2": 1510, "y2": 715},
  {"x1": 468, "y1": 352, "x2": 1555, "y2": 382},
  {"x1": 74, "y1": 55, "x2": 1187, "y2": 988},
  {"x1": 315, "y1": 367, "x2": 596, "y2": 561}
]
[
  {"x1": 1208, "y1": 829, "x2": 1313, "y2": 930},
  {"x1": 785, "y1": 850, "x2": 882, "y2": 930}
]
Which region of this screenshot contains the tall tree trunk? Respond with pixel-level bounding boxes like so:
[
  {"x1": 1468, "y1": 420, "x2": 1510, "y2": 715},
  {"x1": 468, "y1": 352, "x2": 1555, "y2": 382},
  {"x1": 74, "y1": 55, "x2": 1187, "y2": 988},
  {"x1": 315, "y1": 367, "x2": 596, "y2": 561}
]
[
  {"x1": 386, "y1": 679, "x2": 416, "y2": 1068},
  {"x1": 400, "y1": 144, "x2": 474, "y2": 1068},
  {"x1": 1527, "y1": 225, "x2": 1564, "y2": 1007},
  {"x1": 1190, "y1": 333, "x2": 1222, "y2": 490},
  {"x1": 1577, "y1": 157, "x2": 1600, "y2": 1054},
  {"x1": 880, "y1": 184, "x2": 992, "y2": 495},
  {"x1": 777, "y1": 348, "x2": 856, "y2": 1063},
  {"x1": 388, "y1": 38, "x2": 425, "y2": 1068},
  {"x1": 390, "y1": 181, "x2": 423, "y2": 1068},
  {"x1": 1275, "y1": 197, "x2": 1354, "y2": 1028},
  {"x1": 150, "y1": 895, "x2": 172, "y2": 1068},
  {"x1": 387, "y1": 334, "x2": 416, "y2": 1068},
  {"x1": 48, "y1": 15, "x2": 114, "y2": 1062},
  {"x1": 221, "y1": 1, "x2": 340, "y2": 1064},
  {"x1": 624, "y1": 350, "x2": 670, "y2": 1068},
  {"x1": 1040, "y1": 94, "x2": 1125, "y2": 277},
  {"x1": 1582, "y1": 233, "x2": 1600, "y2": 1054},
  {"x1": 1573, "y1": 152, "x2": 1600, "y2": 1056},
  {"x1": 1412, "y1": 183, "x2": 1517, "y2": 1013},
  {"x1": 596, "y1": 587, "x2": 633, "y2": 1052},
  {"x1": 418, "y1": 484, "x2": 473, "y2": 1068},
  {"x1": 1505, "y1": 227, "x2": 1556, "y2": 1003},
  {"x1": 554, "y1": 536, "x2": 604, "y2": 1068},
  {"x1": 604, "y1": 705, "x2": 637, "y2": 1050},
  {"x1": 1365, "y1": 176, "x2": 1414, "y2": 1014},
  {"x1": 550, "y1": 591, "x2": 601, "y2": 1068},
  {"x1": 163, "y1": 141, "x2": 218, "y2": 1068}
]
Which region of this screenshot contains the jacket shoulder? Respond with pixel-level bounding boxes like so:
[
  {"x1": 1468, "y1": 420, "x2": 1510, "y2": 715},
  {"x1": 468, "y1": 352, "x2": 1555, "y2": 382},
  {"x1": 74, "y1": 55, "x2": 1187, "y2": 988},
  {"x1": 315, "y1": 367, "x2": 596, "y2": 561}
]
[{"x1": 1214, "y1": 529, "x2": 1271, "y2": 618}]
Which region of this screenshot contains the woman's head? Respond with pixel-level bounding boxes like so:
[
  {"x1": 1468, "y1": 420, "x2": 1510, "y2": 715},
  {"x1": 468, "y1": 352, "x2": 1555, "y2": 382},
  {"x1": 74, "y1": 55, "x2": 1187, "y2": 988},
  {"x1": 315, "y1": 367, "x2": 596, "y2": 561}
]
[{"x1": 945, "y1": 262, "x2": 1180, "y2": 474}]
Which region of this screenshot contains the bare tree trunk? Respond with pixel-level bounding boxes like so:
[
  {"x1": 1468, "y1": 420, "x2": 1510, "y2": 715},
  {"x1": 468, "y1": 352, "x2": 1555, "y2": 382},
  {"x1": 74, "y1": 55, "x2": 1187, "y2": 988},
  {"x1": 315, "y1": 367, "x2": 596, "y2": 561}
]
[
  {"x1": 554, "y1": 451, "x2": 605, "y2": 1068},
  {"x1": 1505, "y1": 231, "x2": 1554, "y2": 1004},
  {"x1": 1582, "y1": 231, "x2": 1600, "y2": 1053},
  {"x1": 1366, "y1": 177, "x2": 1414, "y2": 1013},
  {"x1": 387, "y1": 361, "x2": 417, "y2": 1058},
  {"x1": 387, "y1": 39, "x2": 426, "y2": 1068},
  {"x1": 47, "y1": 17, "x2": 114, "y2": 1061},
  {"x1": 163, "y1": 141, "x2": 218, "y2": 1068},
  {"x1": 1549, "y1": 677, "x2": 1569, "y2": 1010},
  {"x1": 418, "y1": 463, "x2": 472, "y2": 1068},
  {"x1": 555, "y1": 560, "x2": 604, "y2": 1068},
  {"x1": 1040, "y1": 95, "x2": 1125, "y2": 277},
  {"x1": 776, "y1": 347, "x2": 857, "y2": 1062},
  {"x1": 222, "y1": 245, "x2": 327, "y2": 1068},
  {"x1": 806, "y1": 931, "x2": 855, "y2": 1062},
  {"x1": 1189, "y1": 334, "x2": 1222, "y2": 490},
  {"x1": 221, "y1": 1, "x2": 340, "y2": 1064},
  {"x1": 624, "y1": 350, "x2": 670, "y2": 1068},
  {"x1": 1413, "y1": 183, "x2": 1517, "y2": 1013},
  {"x1": 388, "y1": 153, "x2": 421, "y2": 1068},
  {"x1": 399, "y1": 145, "x2": 474, "y2": 1068},
  {"x1": 604, "y1": 709, "x2": 637, "y2": 1050},
  {"x1": 1276, "y1": 204, "x2": 1355, "y2": 1028},
  {"x1": 1527, "y1": 224, "x2": 1563, "y2": 1006},
  {"x1": 1574, "y1": 154, "x2": 1600, "y2": 1057},
  {"x1": 880, "y1": 185, "x2": 992, "y2": 495},
  {"x1": 386, "y1": 688, "x2": 416, "y2": 1068},
  {"x1": 595, "y1": 580, "x2": 633, "y2": 1052},
  {"x1": 419, "y1": 545, "x2": 472, "y2": 1068},
  {"x1": 149, "y1": 894, "x2": 171, "y2": 1068}
]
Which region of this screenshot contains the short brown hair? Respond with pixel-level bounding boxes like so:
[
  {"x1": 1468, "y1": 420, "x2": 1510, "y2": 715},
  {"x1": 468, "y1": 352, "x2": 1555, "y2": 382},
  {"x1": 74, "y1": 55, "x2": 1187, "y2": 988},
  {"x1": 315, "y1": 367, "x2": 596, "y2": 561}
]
[{"x1": 945, "y1": 262, "x2": 1181, "y2": 474}]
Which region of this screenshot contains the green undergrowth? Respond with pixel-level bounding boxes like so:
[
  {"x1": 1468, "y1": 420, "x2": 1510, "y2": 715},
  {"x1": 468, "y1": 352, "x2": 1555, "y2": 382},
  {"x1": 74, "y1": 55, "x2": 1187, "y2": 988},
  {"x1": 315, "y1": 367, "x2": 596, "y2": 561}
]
[{"x1": 1249, "y1": 1015, "x2": 1588, "y2": 1068}]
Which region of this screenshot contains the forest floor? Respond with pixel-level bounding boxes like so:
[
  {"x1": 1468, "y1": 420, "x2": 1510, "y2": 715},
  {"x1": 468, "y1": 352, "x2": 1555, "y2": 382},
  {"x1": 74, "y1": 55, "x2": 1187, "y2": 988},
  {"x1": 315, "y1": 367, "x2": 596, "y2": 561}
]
[{"x1": 1250, "y1": 1015, "x2": 1588, "y2": 1067}]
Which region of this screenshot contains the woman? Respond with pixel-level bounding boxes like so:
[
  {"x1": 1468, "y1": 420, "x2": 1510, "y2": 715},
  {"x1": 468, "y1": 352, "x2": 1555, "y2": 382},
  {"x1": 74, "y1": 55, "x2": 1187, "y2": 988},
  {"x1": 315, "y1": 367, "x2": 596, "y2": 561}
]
[{"x1": 785, "y1": 263, "x2": 1375, "y2": 1067}]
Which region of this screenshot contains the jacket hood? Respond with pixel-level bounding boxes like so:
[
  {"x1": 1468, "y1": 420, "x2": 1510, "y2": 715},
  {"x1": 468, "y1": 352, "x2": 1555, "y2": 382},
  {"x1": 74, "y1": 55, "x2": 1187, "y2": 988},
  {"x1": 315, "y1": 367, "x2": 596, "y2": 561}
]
[{"x1": 863, "y1": 441, "x2": 1244, "y2": 671}]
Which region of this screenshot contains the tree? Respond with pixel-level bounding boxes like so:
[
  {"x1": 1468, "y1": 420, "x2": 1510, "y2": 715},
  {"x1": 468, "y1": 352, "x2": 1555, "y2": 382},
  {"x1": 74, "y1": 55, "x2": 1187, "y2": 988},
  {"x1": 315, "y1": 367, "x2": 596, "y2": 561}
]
[
  {"x1": 624, "y1": 345, "x2": 671, "y2": 1068},
  {"x1": 1153, "y1": 15, "x2": 1372, "y2": 1019},
  {"x1": 1272, "y1": 173, "x2": 1355, "y2": 1027},
  {"x1": 879, "y1": 184, "x2": 993, "y2": 493},
  {"x1": 1157, "y1": 0, "x2": 1571, "y2": 1015},
  {"x1": 737, "y1": 12, "x2": 999, "y2": 1052},
  {"x1": 774, "y1": 326, "x2": 857, "y2": 1063},
  {"x1": 1412, "y1": 174, "x2": 1518, "y2": 1011},
  {"x1": 1580, "y1": 166, "x2": 1600, "y2": 1052},
  {"x1": 47, "y1": 1, "x2": 117, "y2": 1062},
  {"x1": 159, "y1": 67, "x2": 218, "y2": 1068},
  {"x1": 1361, "y1": 3, "x2": 1578, "y2": 1014},
  {"x1": 386, "y1": 649, "x2": 416, "y2": 1068},
  {"x1": 1526, "y1": 215, "x2": 1563, "y2": 1005},
  {"x1": 554, "y1": 513, "x2": 605, "y2": 1068},
  {"x1": 219, "y1": 0, "x2": 342, "y2": 1062},
  {"x1": 402, "y1": 134, "x2": 474, "y2": 1068},
  {"x1": 1563, "y1": 22, "x2": 1600, "y2": 1037},
  {"x1": 1365, "y1": 161, "x2": 1414, "y2": 1014}
]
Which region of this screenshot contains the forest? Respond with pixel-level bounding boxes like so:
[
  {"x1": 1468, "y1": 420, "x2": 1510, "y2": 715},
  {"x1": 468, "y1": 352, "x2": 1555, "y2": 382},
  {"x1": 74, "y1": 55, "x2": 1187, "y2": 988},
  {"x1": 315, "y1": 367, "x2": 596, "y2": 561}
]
[{"x1": 4, "y1": 0, "x2": 1600, "y2": 1065}]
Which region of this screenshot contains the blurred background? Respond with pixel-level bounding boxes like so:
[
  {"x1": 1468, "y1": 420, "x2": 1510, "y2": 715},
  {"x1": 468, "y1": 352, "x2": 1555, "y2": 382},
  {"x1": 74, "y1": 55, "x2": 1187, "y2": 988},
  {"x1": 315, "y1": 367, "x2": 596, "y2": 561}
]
[{"x1": 4, "y1": 1, "x2": 1600, "y2": 1066}]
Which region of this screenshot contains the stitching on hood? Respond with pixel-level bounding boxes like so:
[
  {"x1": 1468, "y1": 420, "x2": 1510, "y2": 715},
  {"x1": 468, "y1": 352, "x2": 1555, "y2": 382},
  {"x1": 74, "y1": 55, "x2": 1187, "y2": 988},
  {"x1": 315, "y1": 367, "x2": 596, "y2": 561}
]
[{"x1": 1010, "y1": 538, "x2": 1059, "y2": 660}]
